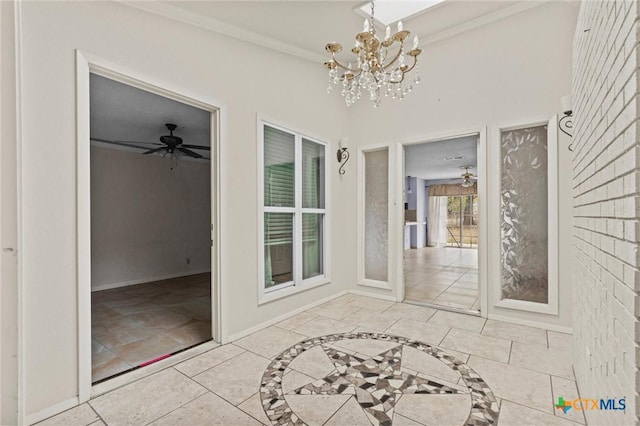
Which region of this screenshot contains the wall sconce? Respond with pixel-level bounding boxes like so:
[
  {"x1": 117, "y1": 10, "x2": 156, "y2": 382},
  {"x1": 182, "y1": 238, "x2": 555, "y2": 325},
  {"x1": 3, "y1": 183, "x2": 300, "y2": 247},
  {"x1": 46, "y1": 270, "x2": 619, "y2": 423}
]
[
  {"x1": 559, "y1": 95, "x2": 574, "y2": 151},
  {"x1": 337, "y1": 147, "x2": 350, "y2": 175}
]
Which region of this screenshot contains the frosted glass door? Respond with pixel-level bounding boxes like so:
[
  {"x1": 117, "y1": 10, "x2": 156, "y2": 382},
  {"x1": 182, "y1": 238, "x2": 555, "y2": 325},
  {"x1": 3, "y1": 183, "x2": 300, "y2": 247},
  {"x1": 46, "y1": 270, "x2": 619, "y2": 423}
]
[
  {"x1": 364, "y1": 149, "x2": 389, "y2": 282},
  {"x1": 500, "y1": 125, "x2": 549, "y2": 303}
]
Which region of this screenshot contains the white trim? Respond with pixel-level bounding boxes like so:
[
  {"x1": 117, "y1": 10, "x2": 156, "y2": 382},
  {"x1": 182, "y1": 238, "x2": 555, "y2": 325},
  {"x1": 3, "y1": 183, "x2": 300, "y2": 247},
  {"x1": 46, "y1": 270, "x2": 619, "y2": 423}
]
[
  {"x1": 117, "y1": 0, "x2": 550, "y2": 66},
  {"x1": 491, "y1": 117, "x2": 559, "y2": 316},
  {"x1": 91, "y1": 340, "x2": 219, "y2": 398},
  {"x1": 227, "y1": 290, "x2": 348, "y2": 342},
  {"x1": 396, "y1": 129, "x2": 488, "y2": 318},
  {"x1": 75, "y1": 50, "x2": 224, "y2": 403},
  {"x1": 14, "y1": 0, "x2": 25, "y2": 423},
  {"x1": 357, "y1": 144, "x2": 393, "y2": 291},
  {"x1": 257, "y1": 116, "x2": 331, "y2": 305},
  {"x1": 118, "y1": 1, "x2": 326, "y2": 64},
  {"x1": 24, "y1": 397, "x2": 79, "y2": 426},
  {"x1": 91, "y1": 269, "x2": 212, "y2": 292},
  {"x1": 349, "y1": 289, "x2": 398, "y2": 303},
  {"x1": 488, "y1": 313, "x2": 572, "y2": 334}
]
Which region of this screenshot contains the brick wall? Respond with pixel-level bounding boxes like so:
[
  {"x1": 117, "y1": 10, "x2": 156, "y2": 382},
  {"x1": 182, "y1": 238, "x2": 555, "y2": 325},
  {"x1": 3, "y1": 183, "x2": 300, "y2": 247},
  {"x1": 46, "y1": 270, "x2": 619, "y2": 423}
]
[{"x1": 572, "y1": 1, "x2": 640, "y2": 424}]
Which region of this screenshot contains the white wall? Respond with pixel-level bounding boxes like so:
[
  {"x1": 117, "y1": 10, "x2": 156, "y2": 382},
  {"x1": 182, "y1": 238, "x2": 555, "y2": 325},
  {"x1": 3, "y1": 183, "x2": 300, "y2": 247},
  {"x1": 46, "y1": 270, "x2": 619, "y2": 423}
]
[
  {"x1": 15, "y1": 1, "x2": 349, "y2": 417},
  {"x1": 1, "y1": 1, "x2": 19, "y2": 423},
  {"x1": 572, "y1": 1, "x2": 639, "y2": 423},
  {"x1": 348, "y1": 1, "x2": 578, "y2": 330},
  {"x1": 90, "y1": 146, "x2": 211, "y2": 290}
]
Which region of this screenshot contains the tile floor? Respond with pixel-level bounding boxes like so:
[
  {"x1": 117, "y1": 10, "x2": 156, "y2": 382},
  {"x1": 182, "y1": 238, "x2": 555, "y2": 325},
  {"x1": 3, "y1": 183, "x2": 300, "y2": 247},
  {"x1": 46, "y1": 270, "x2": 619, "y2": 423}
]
[
  {"x1": 91, "y1": 273, "x2": 212, "y2": 382},
  {"x1": 404, "y1": 247, "x2": 479, "y2": 311},
  {"x1": 44, "y1": 294, "x2": 586, "y2": 425}
]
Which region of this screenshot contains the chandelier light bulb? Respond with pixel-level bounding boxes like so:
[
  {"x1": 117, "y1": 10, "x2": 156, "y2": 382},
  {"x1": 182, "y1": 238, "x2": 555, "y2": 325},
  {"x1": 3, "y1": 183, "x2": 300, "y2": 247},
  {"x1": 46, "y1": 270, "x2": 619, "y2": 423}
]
[{"x1": 323, "y1": 0, "x2": 422, "y2": 107}]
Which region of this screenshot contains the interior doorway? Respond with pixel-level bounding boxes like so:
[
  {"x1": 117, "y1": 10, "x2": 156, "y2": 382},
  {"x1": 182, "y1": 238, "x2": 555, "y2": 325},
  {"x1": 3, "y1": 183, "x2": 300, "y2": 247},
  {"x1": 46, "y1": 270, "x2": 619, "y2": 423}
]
[
  {"x1": 88, "y1": 73, "x2": 215, "y2": 383},
  {"x1": 402, "y1": 135, "x2": 481, "y2": 313}
]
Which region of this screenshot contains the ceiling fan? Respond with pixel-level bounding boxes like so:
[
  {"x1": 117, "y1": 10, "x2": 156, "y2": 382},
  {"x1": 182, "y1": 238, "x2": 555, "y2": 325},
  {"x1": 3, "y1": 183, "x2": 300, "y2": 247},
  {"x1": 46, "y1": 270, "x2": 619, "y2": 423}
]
[
  {"x1": 91, "y1": 123, "x2": 210, "y2": 160},
  {"x1": 460, "y1": 165, "x2": 476, "y2": 188}
]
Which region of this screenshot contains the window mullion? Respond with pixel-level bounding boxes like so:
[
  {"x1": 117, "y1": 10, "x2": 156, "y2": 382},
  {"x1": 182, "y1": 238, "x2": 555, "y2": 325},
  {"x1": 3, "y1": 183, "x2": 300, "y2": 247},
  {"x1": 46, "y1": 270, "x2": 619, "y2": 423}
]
[{"x1": 294, "y1": 134, "x2": 303, "y2": 286}]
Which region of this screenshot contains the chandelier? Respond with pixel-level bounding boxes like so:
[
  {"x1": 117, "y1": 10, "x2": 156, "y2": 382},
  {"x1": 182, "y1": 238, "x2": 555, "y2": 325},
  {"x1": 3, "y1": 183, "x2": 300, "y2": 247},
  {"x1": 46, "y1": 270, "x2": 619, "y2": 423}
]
[{"x1": 323, "y1": 0, "x2": 422, "y2": 107}]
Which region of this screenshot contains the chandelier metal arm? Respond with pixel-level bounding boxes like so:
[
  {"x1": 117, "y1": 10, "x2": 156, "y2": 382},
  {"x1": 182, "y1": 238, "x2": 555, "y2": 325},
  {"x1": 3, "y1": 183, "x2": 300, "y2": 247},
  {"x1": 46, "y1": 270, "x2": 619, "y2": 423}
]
[
  {"x1": 403, "y1": 55, "x2": 419, "y2": 74},
  {"x1": 380, "y1": 43, "x2": 405, "y2": 71},
  {"x1": 330, "y1": 55, "x2": 364, "y2": 78}
]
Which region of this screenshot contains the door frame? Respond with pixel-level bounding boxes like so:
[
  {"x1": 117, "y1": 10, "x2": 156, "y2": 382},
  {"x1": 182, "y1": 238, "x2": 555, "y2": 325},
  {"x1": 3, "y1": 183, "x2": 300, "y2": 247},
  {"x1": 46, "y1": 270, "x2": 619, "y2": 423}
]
[
  {"x1": 75, "y1": 50, "x2": 223, "y2": 402},
  {"x1": 395, "y1": 128, "x2": 488, "y2": 316}
]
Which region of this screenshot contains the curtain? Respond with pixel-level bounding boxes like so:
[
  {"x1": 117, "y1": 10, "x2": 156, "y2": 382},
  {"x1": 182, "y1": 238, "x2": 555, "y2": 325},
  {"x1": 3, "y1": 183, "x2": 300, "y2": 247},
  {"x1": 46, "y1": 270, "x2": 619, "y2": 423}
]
[
  {"x1": 428, "y1": 196, "x2": 448, "y2": 247},
  {"x1": 429, "y1": 183, "x2": 477, "y2": 196}
]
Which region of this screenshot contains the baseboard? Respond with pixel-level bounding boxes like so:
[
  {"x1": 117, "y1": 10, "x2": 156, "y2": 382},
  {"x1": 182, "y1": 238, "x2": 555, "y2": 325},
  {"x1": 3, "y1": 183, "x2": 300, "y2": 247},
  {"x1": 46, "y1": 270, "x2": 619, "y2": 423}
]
[
  {"x1": 224, "y1": 289, "x2": 349, "y2": 342},
  {"x1": 348, "y1": 289, "x2": 399, "y2": 302},
  {"x1": 488, "y1": 313, "x2": 573, "y2": 334},
  {"x1": 25, "y1": 396, "x2": 79, "y2": 425},
  {"x1": 91, "y1": 269, "x2": 211, "y2": 292}
]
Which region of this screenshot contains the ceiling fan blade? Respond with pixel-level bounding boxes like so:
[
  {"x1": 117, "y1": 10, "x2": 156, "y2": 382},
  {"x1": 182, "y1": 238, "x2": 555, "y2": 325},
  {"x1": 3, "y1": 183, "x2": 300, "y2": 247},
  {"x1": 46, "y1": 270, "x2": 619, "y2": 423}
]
[
  {"x1": 177, "y1": 147, "x2": 203, "y2": 158},
  {"x1": 181, "y1": 144, "x2": 210, "y2": 150},
  {"x1": 116, "y1": 140, "x2": 162, "y2": 146},
  {"x1": 91, "y1": 137, "x2": 151, "y2": 150},
  {"x1": 143, "y1": 147, "x2": 168, "y2": 155}
]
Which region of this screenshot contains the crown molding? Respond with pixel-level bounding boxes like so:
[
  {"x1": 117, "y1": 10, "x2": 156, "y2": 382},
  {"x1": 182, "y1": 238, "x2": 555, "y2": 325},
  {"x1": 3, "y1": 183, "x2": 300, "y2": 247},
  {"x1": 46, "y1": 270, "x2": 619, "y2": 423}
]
[
  {"x1": 117, "y1": 0, "x2": 327, "y2": 64},
  {"x1": 419, "y1": 0, "x2": 553, "y2": 48},
  {"x1": 118, "y1": 0, "x2": 554, "y2": 64}
]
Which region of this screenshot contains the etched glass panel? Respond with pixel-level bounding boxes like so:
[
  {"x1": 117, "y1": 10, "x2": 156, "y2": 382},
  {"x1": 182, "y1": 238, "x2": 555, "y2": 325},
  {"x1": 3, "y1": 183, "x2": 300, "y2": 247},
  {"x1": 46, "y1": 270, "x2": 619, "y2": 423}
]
[
  {"x1": 500, "y1": 125, "x2": 548, "y2": 303},
  {"x1": 364, "y1": 149, "x2": 389, "y2": 281}
]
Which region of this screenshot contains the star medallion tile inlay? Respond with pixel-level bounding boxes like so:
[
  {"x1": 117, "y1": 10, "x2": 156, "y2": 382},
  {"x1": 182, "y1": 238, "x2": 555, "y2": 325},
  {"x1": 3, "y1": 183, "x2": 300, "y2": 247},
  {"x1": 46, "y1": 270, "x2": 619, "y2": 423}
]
[{"x1": 260, "y1": 332, "x2": 499, "y2": 425}]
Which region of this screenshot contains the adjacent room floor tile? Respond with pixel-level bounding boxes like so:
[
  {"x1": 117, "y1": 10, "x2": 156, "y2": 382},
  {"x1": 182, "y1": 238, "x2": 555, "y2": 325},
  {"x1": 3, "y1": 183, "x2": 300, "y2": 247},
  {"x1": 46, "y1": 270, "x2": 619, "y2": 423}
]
[
  {"x1": 110, "y1": 334, "x2": 184, "y2": 366},
  {"x1": 89, "y1": 368, "x2": 207, "y2": 425}
]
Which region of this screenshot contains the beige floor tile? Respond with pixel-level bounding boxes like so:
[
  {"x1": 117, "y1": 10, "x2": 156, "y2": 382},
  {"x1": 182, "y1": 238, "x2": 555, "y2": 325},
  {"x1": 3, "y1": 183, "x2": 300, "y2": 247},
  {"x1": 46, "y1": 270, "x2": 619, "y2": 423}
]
[
  {"x1": 291, "y1": 316, "x2": 357, "y2": 337},
  {"x1": 275, "y1": 311, "x2": 317, "y2": 330},
  {"x1": 548, "y1": 330, "x2": 573, "y2": 352},
  {"x1": 440, "y1": 286, "x2": 478, "y2": 298},
  {"x1": 404, "y1": 286, "x2": 445, "y2": 302},
  {"x1": 342, "y1": 309, "x2": 402, "y2": 332},
  {"x1": 392, "y1": 413, "x2": 423, "y2": 425},
  {"x1": 509, "y1": 341, "x2": 574, "y2": 379},
  {"x1": 499, "y1": 399, "x2": 579, "y2": 425},
  {"x1": 238, "y1": 392, "x2": 272, "y2": 425},
  {"x1": 157, "y1": 320, "x2": 211, "y2": 347},
  {"x1": 385, "y1": 318, "x2": 450, "y2": 345},
  {"x1": 307, "y1": 302, "x2": 361, "y2": 320},
  {"x1": 401, "y1": 345, "x2": 461, "y2": 384},
  {"x1": 481, "y1": 319, "x2": 548, "y2": 346},
  {"x1": 281, "y1": 369, "x2": 316, "y2": 394},
  {"x1": 193, "y1": 351, "x2": 270, "y2": 405},
  {"x1": 468, "y1": 356, "x2": 553, "y2": 413},
  {"x1": 384, "y1": 303, "x2": 437, "y2": 322},
  {"x1": 287, "y1": 345, "x2": 336, "y2": 379},
  {"x1": 428, "y1": 310, "x2": 486, "y2": 333},
  {"x1": 37, "y1": 403, "x2": 99, "y2": 426},
  {"x1": 285, "y1": 395, "x2": 350, "y2": 425},
  {"x1": 126, "y1": 309, "x2": 192, "y2": 329},
  {"x1": 441, "y1": 329, "x2": 511, "y2": 363},
  {"x1": 174, "y1": 343, "x2": 243, "y2": 377},
  {"x1": 235, "y1": 326, "x2": 306, "y2": 359},
  {"x1": 433, "y1": 292, "x2": 477, "y2": 308},
  {"x1": 89, "y1": 368, "x2": 207, "y2": 425},
  {"x1": 149, "y1": 392, "x2": 260, "y2": 425},
  {"x1": 432, "y1": 299, "x2": 477, "y2": 310},
  {"x1": 325, "y1": 397, "x2": 371, "y2": 426},
  {"x1": 551, "y1": 376, "x2": 586, "y2": 424},
  {"x1": 332, "y1": 337, "x2": 401, "y2": 358},
  {"x1": 111, "y1": 334, "x2": 184, "y2": 366},
  {"x1": 395, "y1": 393, "x2": 472, "y2": 425},
  {"x1": 450, "y1": 279, "x2": 478, "y2": 290},
  {"x1": 92, "y1": 351, "x2": 131, "y2": 382},
  {"x1": 345, "y1": 296, "x2": 396, "y2": 312}
]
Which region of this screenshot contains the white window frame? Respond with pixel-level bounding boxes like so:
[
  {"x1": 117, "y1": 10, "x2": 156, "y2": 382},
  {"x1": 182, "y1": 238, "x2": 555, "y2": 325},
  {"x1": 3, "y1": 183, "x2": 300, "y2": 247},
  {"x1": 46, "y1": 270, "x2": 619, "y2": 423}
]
[{"x1": 257, "y1": 118, "x2": 331, "y2": 304}]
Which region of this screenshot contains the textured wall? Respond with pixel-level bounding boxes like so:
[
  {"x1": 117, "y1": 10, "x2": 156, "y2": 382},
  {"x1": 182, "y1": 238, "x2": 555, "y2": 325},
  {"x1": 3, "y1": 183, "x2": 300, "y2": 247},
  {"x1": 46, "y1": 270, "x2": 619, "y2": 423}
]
[{"x1": 572, "y1": 1, "x2": 640, "y2": 424}]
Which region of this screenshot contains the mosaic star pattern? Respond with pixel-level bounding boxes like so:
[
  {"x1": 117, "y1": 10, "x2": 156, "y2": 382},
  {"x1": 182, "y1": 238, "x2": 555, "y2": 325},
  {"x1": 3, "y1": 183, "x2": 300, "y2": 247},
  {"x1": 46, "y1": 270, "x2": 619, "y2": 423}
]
[{"x1": 260, "y1": 332, "x2": 499, "y2": 425}]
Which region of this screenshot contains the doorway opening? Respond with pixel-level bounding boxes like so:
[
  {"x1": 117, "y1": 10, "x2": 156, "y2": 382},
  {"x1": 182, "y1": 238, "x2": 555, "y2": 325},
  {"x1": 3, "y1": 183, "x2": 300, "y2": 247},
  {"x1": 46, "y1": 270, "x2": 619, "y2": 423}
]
[
  {"x1": 403, "y1": 135, "x2": 480, "y2": 313},
  {"x1": 89, "y1": 74, "x2": 214, "y2": 383}
]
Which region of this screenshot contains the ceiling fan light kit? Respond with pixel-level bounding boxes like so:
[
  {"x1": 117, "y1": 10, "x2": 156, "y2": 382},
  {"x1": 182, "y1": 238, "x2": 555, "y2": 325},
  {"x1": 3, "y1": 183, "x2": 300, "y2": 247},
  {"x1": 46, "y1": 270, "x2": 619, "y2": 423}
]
[
  {"x1": 323, "y1": 0, "x2": 422, "y2": 107},
  {"x1": 461, "y1": 165, "x2": 476, "y2": 188}
]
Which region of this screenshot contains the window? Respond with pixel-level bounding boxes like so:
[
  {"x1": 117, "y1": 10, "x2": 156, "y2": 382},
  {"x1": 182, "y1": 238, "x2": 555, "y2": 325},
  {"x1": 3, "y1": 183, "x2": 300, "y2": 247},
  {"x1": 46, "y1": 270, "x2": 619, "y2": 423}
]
[
  {"x1": 446, "y1": 195, "x2": 479, "y2": 248},
  {"x1": 261, "y1": 122, "x2": 328, "y2": 295}
]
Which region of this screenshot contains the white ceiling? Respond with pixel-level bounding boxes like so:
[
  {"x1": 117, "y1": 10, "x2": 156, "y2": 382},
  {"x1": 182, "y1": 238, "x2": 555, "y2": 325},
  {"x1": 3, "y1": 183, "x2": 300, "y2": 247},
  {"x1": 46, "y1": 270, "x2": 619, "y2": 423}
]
[
  {"x1": 127, "y1": 1, "x2": 546, "y2": 62},
  {"x1": 90, "y1": 74, "x2": 211, "y2": 156},
  {"x1": 404, "y1": 135, "x2": 478, "y2": 181}
]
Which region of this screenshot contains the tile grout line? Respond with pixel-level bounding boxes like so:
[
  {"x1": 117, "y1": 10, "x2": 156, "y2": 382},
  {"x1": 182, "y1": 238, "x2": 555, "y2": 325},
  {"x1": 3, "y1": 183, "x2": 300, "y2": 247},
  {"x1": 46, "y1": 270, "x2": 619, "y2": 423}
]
[
  {"x1": 87, "y1": 400, "x2": 109, "y2": 426},
  {"x1": 507, "y1": 341, "x2": 513, "y2": 364},
  {"x1": 187, "y1": 344, "x2": 250, "y2": 378},
  {"x1": 320, "y1": 395, "x2": 354, "y2": 425}
]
